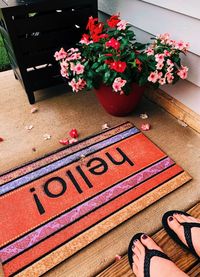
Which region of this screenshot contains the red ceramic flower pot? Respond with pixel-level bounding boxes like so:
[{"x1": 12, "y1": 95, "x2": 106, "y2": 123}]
[{"x1": 95, "y1": 83, "x2": 145, "y2": 116}]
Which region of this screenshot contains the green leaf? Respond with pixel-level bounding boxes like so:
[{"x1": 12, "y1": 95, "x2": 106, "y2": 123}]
[
  {"x1": 103, "y1": 71, "x2": 111, "y2": 83},
  {"x1": 139, "y1": 75, "x2": 148, "y2": 86},
  {"x1": 91, "y1": 62, "x2": 100, "y2": 69}
]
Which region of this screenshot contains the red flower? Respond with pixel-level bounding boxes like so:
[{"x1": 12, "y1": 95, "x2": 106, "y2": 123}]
[
  {"x1": 105, "y1": 59, "x2": 113, "y2": 65},
  {"x1": 110, "y1": 61, "x2": 127, "y2": 73},
  {"x1": 80, "y1": 34, "x2": 90, "y2": 44},
  {"x1": 105, "y1": 38, "x2": 120, "y2": 50},
  {"x1": 86, "y1": 16, "x2": 98, "y2": 32},
  {"x1": 69, "y1": 128, "x2": 78, "y2": 138},
  {"x1": 136, "y1": 58, "x2": 142, "y2": 71},
  {"x1": 92, "y1": 33, "x2": 108, "y2": 42},
  {"x1": 93, "y1": 22, "x2": 104, "y2": 35},
  {"x1": 98, "y1": 33, "x2": 109, "y2": 39},
  {"x1": 107, "y1": 14, "x2": 120, "y2": 28}
]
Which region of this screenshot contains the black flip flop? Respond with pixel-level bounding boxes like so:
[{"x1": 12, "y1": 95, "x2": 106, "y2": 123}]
[
  {"x1": 128, "y1": 233, "x2": 170, "y2": 277},
  {"x1": 162, "y1": 210, "x2": 200, "y2": 259}
]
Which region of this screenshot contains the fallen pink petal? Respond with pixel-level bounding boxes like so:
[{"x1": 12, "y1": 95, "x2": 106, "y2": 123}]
[
  {"x1": 115, "y1": 254, "x2": 122, "y2": 261},
  {"x1": 59, "y1": 138, "x2": 69, "y2": 145},
  {"x1": 69, "y1": 138, "x2": 78, "y2": 144},
  {"x1": 43, "y1": 134, "x2": 51, "y2": 140},
  {"x1": 25, "y1": 125, "x2": 34, "y2": 130},
  {"x1": 102, "y1": 123, "x2": 110, "y2": 130},
  {"x1": 31, "y1": 107, "x2": 38, "y2": 114},
  {"x1": 140, "y1": 113, "x2": 149, "y2": 119},
  {"x1": 141, "y1": 123, "x2": 151, "y2": 131}
]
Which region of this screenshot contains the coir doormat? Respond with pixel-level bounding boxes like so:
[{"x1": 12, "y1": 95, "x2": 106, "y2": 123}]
[{"x1": 0, "y1": 122, "x2": 191, "y2": 276}]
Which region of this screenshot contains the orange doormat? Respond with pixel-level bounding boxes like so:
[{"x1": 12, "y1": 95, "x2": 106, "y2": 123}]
[{"x1": 0, "y1": 122, "x2": 191, "y2": 276}]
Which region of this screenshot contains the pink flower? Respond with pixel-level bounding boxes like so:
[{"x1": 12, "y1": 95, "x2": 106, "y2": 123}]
[
  {"x1": 60, "y1": 60, "x2": 69, "y2": 69},
  {"x1": 167, "y1": 59, "x2": 174, "y2": 67},
  {"x1": 112, "y1": 77, "x2": 127, "y2": 92},
  {"x1": 54, "y1": 48, "x2": 67, "y2": 61},
  {"x1": 166, "y1": 39, "x2": 174, "y2": 46},
  {"x1": 67, "y1": 52, "x2": 81, "y2": 61},
  {"x1": 145, "y1": 47, "x2": 154, "y2": 56},
  {"x1": 156, "y1": 62, "x2": 164, "y2": 70},
  {"x1": 157, "y1": 33, "x2": 170, "y2": 43},
  {"x1": 73, "y1": 63, "x2": 84, "y2": 75},
  {"x1": 117, "y1": 20, "x2": 127, "y2": 30},
  {"x1": 164, "y1": 50, "x2": 171, "y2": 57},
  {"x1": 60, "y1": 68, "x2": 69, "y2": 78},
  {"x1": 177, "y1": 66, "x2": 188, "y2": 79},
  {"x1": 165, "y1": 72, "x2": 174, "y2": 84},
  {"x1": 167, "y1": 66, "x2": 173, "y2": 73},
  {"x1": 155, "y1": 54, "x2": 165, "y2": 63},
  {"x1": 148, "y1": 71, "x2": 159, "y2": 83},
  {"x1": 69, "y1": 78, "x2": 86, "y2": 92},
  {"x1": 174, "y1": 41, "x2": 190, "y2": 52},
  {"x1": 157, "y1": 72, "x2": 163, "y2": 79},
  {"x1": 183, "y1": 42, "x2": 190, "y2": 52},
  {"x1": 77, "y1": 78, "x2": 86, "y2": 90},
  {"x1": 70, "y1": 62, "x2": 75, "y2": 71},
  {"x1": 159, "y1": 78, "x2": 166, "y2": 85},
  {"x1": 69, "y1": 79, "x2": 78, "y2": 92},
  {"x1": 174, "y1": 40, "x2": 185, "y2": 50}
]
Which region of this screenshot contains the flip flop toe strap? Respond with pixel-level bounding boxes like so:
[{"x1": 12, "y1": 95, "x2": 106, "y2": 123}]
[
  {"x1": 144, "y1": 249, "x2": 170, "y2": 277},
  {"x1": 182, "y1": 222, "x2": 200, "y2": 257}
]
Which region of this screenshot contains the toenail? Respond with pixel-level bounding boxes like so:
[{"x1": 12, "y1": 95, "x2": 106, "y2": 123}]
[
  {"x1": 142, "y1": 234, "x2": 148, "y2": 240},
  {"x1": 169, "y1": 216, "x2": 174, "y2": 221}
]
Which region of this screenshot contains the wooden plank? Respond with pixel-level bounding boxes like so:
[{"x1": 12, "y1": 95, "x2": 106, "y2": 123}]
[
  {"x1": 96, "y1": 203, "x2": 200, "y2": 277},
  {"x1": 187, "y1": 263, "x2": 200, "y2": 276},
  {"x1": 145, "y1": 88, "x2": 200, "y2": 134}
]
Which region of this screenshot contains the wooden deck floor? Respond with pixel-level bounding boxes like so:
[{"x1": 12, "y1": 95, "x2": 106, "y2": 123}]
[{"x1": 97, "y1": 203, "x2": 200, "y2": 277}]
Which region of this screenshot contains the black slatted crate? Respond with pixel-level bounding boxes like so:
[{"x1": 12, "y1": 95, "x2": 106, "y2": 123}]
[{"x1": 0, "y1": 0, "x2": 97, "y2": 104}]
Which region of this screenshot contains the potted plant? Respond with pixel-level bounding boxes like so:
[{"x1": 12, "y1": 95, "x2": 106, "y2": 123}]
[{"x1": 54, "y1": 14, "x2": 189, "y2": 116}]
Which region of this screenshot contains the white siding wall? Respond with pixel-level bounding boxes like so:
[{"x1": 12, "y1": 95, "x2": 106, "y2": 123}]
[{"x1": 98, "y1": 0, "x2": 200, "y2": 114}]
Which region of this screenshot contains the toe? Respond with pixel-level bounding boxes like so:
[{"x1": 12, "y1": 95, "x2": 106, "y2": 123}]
[
  {"x1": 132, "y1": 262, "x2": 138, "y2": 275},
  {"x1": 187, "y1": 216, "x2": 199, "y2": 223},
  {"x1": 167, "y1": 216, "x2": 187, "y2": 245},
  {"x1": 134, "y1": 239, "x2": 145, "y2": 255},
  {"x1": 168, "y1": 215, "x2": 182, "y2": 230},
  {"x1": 173, "y1": 213, "x2": 186, "y2": 223},
  {"x1": 133, "y1": 253, "x2": 139, "y2": 265},
  {"x1": 140, "y1": 234, "x2": 163, "y2": 252},
  {"x1": 132, "y1": 241, "x2": 142, "y2": 257}
]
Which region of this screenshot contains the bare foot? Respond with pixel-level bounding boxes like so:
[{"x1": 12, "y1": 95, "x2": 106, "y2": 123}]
[
  {"x1": 132, "y1": 234, "x2": 188, "y2": 277},
  {"x1": 167, "y1": 213, "x2": 200, "y2": 257}
]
